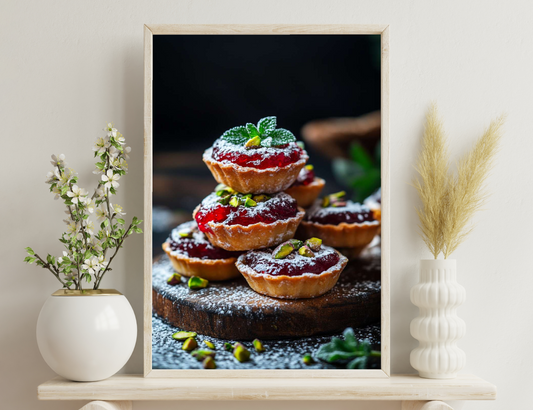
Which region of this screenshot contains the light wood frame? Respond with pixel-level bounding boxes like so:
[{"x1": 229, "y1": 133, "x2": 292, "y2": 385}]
[{"x1": 143, "y1": 24, "x2": 390, "y2": 379}]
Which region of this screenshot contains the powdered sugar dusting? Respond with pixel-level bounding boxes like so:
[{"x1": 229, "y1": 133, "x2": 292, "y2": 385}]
[{"x1": 306, "y1": 199, "x2": 378, "y2": 225}]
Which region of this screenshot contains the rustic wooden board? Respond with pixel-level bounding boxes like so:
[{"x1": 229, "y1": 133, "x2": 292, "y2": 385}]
[{"x1": 152, "y1": 254, "x2": 380, "y2": 340}]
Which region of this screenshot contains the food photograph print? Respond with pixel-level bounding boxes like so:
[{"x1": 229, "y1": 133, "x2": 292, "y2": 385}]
[{"x1": 147, "y1": 31, "x2": 387, "y2": 372}]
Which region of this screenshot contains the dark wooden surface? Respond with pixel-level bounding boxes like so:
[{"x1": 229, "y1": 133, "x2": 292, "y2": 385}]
[{"x1": 152, "y1": 254, "x2": 380, "y2": 340}]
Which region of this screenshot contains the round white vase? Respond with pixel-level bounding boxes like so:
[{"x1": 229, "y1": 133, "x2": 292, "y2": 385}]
[
  {"x1": 36, "y1": 289, "x2": 137, "y2": 382},
  {"x1": 410, "y1": 259, "x2": 466, "y2": 379}
]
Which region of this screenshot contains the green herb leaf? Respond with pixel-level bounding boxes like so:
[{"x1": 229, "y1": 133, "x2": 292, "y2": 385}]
[
  {"x1": 257, "y1": 116, "x2": 276, "y2": 134},
  {"x1": 221, "y1": 126, "x2": 249, "y2": 145},
  {"x1": 315, "y1": 328, "x2": 378, "y2": 369},
  {"x1": 269, "y1": 128, "x2": 296, "y2": 146},
  {"x1": 246, "y1": 123, "x2": 260, "y2": 138}
]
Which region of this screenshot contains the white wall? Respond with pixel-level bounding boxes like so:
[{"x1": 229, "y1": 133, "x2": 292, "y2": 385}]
[{"x1": 1, "y1": 0, "x2": 532, "y2": 409}]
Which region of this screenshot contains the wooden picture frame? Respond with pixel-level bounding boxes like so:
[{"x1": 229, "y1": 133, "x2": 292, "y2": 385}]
[{"x1": 143, "y1": 24, "x2": 390, "y2": 378}]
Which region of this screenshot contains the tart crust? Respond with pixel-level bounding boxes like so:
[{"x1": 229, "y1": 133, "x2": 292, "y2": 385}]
[
  {"x1": 284, "y1": 177, "x2": 326, "y2": 208},
  {"x1": 203, "y1": 148, "x2": 309, "y2": 194},
  {"x1": 236, "y1": 250, "x2": 348, "y2": 299},
  {"x1": 193, "y1": 206, "x2": 306, "y2": 251},
  {"x1": 162, "y1": 242, "x2": 240, "y2": 281},
  {"x1": 297, "y1": 219, "x2": 380, "y2": 249}
]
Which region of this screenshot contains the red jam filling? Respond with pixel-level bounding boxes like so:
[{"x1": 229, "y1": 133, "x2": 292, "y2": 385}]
[
  {"x1": 243, "y1": 246, "x2": 340, "y2": 277},
  {"x1": 195, "y1": 192, "x2": 299, "y2": 233},
  {"x1": 307, "y1": 201, "x2": 375, "y2": 225},
  {"x1": 168, "y1": 221, "x2": 241, "y2": 260},
  {"x1": 291, "y1": 166, "x2": 315, "y2": 187},
  {"x1": 210, "y1": 138, "x2": 304, "y2": 169}
]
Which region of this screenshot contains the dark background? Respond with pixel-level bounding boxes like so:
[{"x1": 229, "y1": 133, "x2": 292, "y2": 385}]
[{"x1": 152, "y1": 34, "x2": 381, "y2": 254}]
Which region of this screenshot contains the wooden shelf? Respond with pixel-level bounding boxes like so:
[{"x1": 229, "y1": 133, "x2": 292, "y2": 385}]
[{"x1": 38, "y1": 374, "x2": 496, "y2": 401}]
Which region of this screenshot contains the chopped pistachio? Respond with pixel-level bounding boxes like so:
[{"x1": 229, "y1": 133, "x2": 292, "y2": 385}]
[
  {"x1": 224, "y1": 342, "x2": 234, "y2": 352},
  {"x1": 243, "y1": 193, "x2": 252, "y2": 198},
  {"x1": 202, "y1": 356, "x2": 216, "y2": 369},
  {"x1": 182, "y1": 337, "x2": 198, "y2": 351},
  {"x1": 273, "y1": 242, "x2": 294, "y2": 259},
  {"x1": 244, "y1": 197, "x2": 257, "y2": 207},
  {"x1": 252, "y1": 194, "x2": 270, "y2": 203},
  {"x1": 252, "y1": 339, "x2": 265, "y2": 353},
  {"x1": 331, "y1": 191, "x2": 346, "y2": 199},
  {"x1": 305, "y1": 164, "x2": 314, "y2": 171},
  {"x1": 203, "y1": 340, "x2": 215, "y2": 349},
  {"x1": 305, "y1": 237, "x2": 322, "y2": 252},
  {"x1": 321, "y1": 196, "x2": 331, "y2": 207},
  {"x1": 167, "y1": 273, "x2": 182, "y2": 286},
  {"x1": 217, "y1": 195, "x2": 232, "y2": 205},
  {"x1": 191, "y1": 349, "x2": 216, "y2": 361},
  {"x1": 215, "y1": 183, "x2": 228, "y2": 192},
  {"x1": 233, "y1": 343, "x2": 251, "y2": 362},
  {"x1": 172, "y1": 331, "x2": 197, "y2": 341},
  {"x1": 229, "y1": 196, "x2": 241, "y2": 207},
  {"x1": 178, "y1": 230, "x2": 192, "y2": 238},
  {"x1": 188, "y1": 276, "x2": 208, "y2": 290},
  {"x1": 245, "y1": 135, "x2": 261, "y2": 148},
  {"x1": 298, "y1": 245, "x2": 315, "y2": 258},
  {"x1": 302, "y1": 354, "x2": 315, "y2": 365},
  {"x1": 289, "y1": 239, "x2": 304, "y2": 250},
  {"x1": 332, "y1": 201, "x2": 347, "y2": 208}
]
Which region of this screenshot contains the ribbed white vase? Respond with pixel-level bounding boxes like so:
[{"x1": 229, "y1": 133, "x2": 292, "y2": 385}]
[{"x1": 410, "y1": 259, "x2": 466, "y2": 378}]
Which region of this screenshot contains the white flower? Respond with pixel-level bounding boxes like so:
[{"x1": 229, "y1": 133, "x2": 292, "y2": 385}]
[
  {"x1": 95, "y1": 187, "x2": 106, "y2": 200},
  {"x1": 85, "y1": 221, "x2": 95, "y2": 235},
  {"x1": 52, "y1": 185, "x2": 61, "y2": 200},
  {"x1": 97, "y1": 254, "x2": 108, "y2": 269},
  {"x1": 58, "y1": 251, "x2": 70, "y2": 264},
  {"x1": 123, "y1": 146, "x2": 131, "y2": 159},
  {"x1": 82, "y1": 256, "x2": 100, "y2": 274},
  {"x1": 89, "y1": 237, "x2": 103, "y2": 252},
  {"x1": 95, "y1": 206, "x2": 107, "y2": 222},
  {"x1": 85, "y1": 198, "x2": 96, "y2": 213},
  {"x1": 66, "y1": 221, "x2": 78, "y2": 235},
  {"x1": 50, "y1": 154, "x2": 66, "y2": 168},
  {"x1": 67, "y1": 185, "x2": 87, "y2": 205},
  {"x1": 93, "y1": 136, "x2": 110, "y2": 156},
  {"x1": 109, "y1": 146, "x2": 120, "y2": 158},
  {"x1": 105, "y1": 123, "x2": 117, "y2": 138},
  {"x1": 112, "y1": 203, "x2": 126, "y2": 217},
  {"x1": 59, "y1": 168, "x2": 76, "y2": 186},
  {"x1": 111, "y1": 157, "x2": 128, "y2": 170},
  {"x1": 101, "y1": 170, "x2": 120, "y2": 190},
  {"x1": 45, "y1": 168, "x2": 60, "y2": 184},
  {"x1": 115, "y1": 132, "x2": 125, "y2": 145}
]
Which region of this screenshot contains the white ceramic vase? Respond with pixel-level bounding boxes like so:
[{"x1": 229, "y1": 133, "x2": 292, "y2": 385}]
[
  {"x1": 410, "y1": 259, "x2": 466, "y2": 378},
  {"x1": 36, "y1": 289, "x2": 137, "y2": 382}
]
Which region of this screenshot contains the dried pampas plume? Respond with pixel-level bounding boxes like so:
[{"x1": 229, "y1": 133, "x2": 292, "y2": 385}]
[{"x1": 413, "y1": 104, "x2": 505, "y2": 259}]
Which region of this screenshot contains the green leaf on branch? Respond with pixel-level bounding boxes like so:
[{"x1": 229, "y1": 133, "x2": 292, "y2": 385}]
[
  {"x1": 95, "y1": 162, "x2": 105, "y2": 170},
  {"x1": 116, "y1": 218, "x2": 125, "y2": 225},
  {"x1": 84, "y1": 273, "x2": 91, "y2": 283},
  {"x1": 25, "y1": 247, "x2": 35, "y2": 255},
  {"x1": 24, "y1": 256, "x2": 36, "y2": 264},
  {"x1": 133, "y1": 226, "x2": 143, "y2": 234},
  {"x1": 132, "y1": 217, "x2": 142, "y2": 226},
  {"x1": 110, "y1": 187, "x2": 117, "y2": 195}
]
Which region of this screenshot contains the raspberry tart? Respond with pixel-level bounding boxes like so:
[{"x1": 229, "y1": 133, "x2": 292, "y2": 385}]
[
  {"x1": 193, "y1": 187, "x2": 305, "y2": 251},
  {"x1": 297, "y1": 191, "x2": 380, "y2": 255},
  {"x1": 203, "y1": 116, "x2": 309, "y2": 194},
  {"x1": 284, "y1": 164, "x2": 325, "y2": 208},
  {"x1": 236, "y1": 237, "x2": 348, "y2": 299},
  {"x1": 162, "y1": 221, "x2": 243, "y2": 281}
]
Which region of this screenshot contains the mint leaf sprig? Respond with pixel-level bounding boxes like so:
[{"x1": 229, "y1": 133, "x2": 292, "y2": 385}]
[
  {"x1": 221, "y1": 116, "x2": 297, "y2": 148},
  {"x1": 315, "y1": 328, "x2": 381, "y2": 369}
]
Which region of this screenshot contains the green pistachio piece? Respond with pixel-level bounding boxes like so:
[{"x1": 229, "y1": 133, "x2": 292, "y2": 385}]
[
  {"x1": 172, "y1": 331, "x2": 197, "y2": 341},
  {"x1": 297, "y1": 141, "x2": 305, "y2": 149},
  {"x1": 204, "y1": 340, "x2": 215, "y2": 349},
  {"x1": 252, "y1": 339, "x2": 265, "y2": 353},
  {"x1": 273, "y1": 242, "x2": 294, "y2": 259},
  {"x1": 224, "y1": 342, "x2": 234, "y2": 352},
  {"x1": 289, "y1": 239, "x2": 304, "y2": 250},
  {"x1": 215, "y1": 183, "x2": 228, "y2": 192},
  {"x1": 298, "y1": 245, "x2": 315, "y2": 258},
  {"x1": 252, "y1": 194, "x2": 270, "y2": 203},
  {"x1": 202, "y1": 356, "x2": 216, "y2": 369},
  {"x1": 182, "y1": 337, "x2": 198, "y2": 351},
  {"x1": 218, "y1": 195, "x2": 232, "y2": 205},
  {"x1": 243, "y1": 194, "x2": 252, "y2": 198},
  {"x1": 178, "y1": 230, "x2": 192, "y2": 238},
  {"x1": 302, "y1": 354, "x2": 315, "y2": 365},
  {"x1": 229, "y1": 196, "x2": 241, "y2": 207},
  {"x1": 321, "y1": 196, "x2": 331, "y2": 207},
  {"x1": 244, "y1": 197, "x2": 257, "y2": 207},
  {"x1": 191, "y1": 349, "x2": 216, "y2": 361},
  {"x1": 331, "y1": 202, "x2": 347, "y2": 208},
  {"x1": 188, "y1": 276, "x2": 208, "y2": 290},
  {"x1": 331, "y1": 191, "x2": 346, "y2": 199},
  {"x1": 245, "y1": 135, "x2": 261, "y2": 148},
  {"x1": 167, "y1": 273, "x2": 182, "y2": 286},
  {"x1": 305, "y1": 164, "x2": 314, "y2": 171},
  {"x1": 233, "y1": 344, "x2": 251, "y2": 362},
  {"x1": 305, "y1": 237, "x2": 322, "y2": 252}
]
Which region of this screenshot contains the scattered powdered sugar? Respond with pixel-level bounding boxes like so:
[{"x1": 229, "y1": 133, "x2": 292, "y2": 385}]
[{"x1": 306, "y1": 199, "x2": 378, "y2": 225}]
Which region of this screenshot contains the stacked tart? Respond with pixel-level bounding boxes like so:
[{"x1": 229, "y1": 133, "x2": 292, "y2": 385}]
[{"x1": 163, "y1": 116, "x2": 381, "y2": 299}]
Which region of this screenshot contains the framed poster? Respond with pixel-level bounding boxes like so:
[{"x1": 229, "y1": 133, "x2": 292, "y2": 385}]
[{"x1": 144, "y1": 25, "x2": 390, "y2": 378}]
